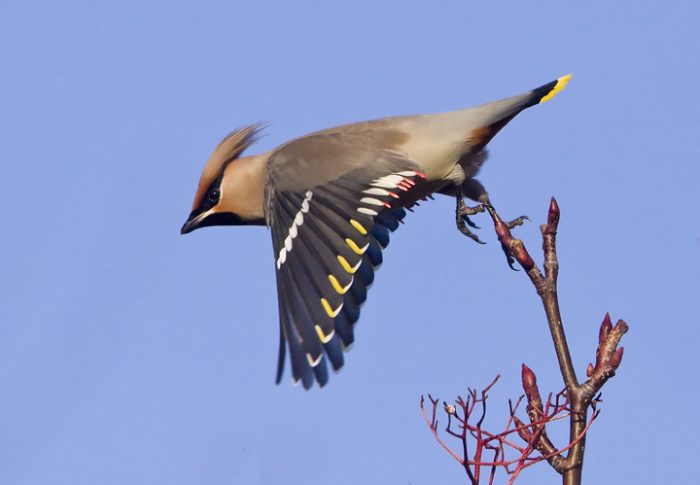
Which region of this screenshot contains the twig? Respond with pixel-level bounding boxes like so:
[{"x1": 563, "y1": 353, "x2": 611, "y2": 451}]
[
  {"x1": 420, "y1": 198, "x2": 628, "y2": 484},
  {"x1": 487, "y1": 198, "x2": 628, "y2": 484}
]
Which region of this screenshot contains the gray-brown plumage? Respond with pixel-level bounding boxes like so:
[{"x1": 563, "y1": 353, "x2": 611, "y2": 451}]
[{"x1": 181, "y1": 75, "x2": 572, "y2": 389}]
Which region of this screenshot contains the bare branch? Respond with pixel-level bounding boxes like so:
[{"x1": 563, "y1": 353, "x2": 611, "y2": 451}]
[
  {"x1": 421, "y1": 199, "x2": 629, "y2": 484},
  {"x1": 485, "y1": 199, "x2": 628, "y2": 484}
]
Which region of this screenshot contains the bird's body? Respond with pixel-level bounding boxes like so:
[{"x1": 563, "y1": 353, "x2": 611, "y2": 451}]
[{"x1": 182, "y1": 75, "x2": 571, "y2": 389}]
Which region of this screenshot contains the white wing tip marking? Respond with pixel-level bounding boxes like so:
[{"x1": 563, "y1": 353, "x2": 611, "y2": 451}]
[
  {"x1": 276, "y1": 248, "x2": 287, "y2": 269},
  {"x1": 315, "y1": 325, "x2": 335, "y2": 344},
  {"x1": 306, "y1": 352, "x2": 323, "y2": 367},
  {"x1": 360, "y1": 197, "x2": 385, "y2": 207},
  {"x1": 363, "y1": 187, "x2": 390, "y2": 196},
  {"x1": 276, "y1": 190, "x2": 314, "y2": 268},
  {"x1": 372, "y1": 174, "x2": 404, "y2": 189},
  {"x1": 357, "y1": 207, "x2": 378, "y2": 216}
]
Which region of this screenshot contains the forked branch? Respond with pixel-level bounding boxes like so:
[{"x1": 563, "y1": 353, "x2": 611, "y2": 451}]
[
  {"x1": 487, "y1": 198, "x2": 628, "y2": 484},
  {"x1": 421, "y1": 199, "x2": 628, "y2": 485}
]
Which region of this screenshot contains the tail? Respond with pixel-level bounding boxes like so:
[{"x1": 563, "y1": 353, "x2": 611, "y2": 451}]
[
  {"x1": 456, "y1": 74, "x2": 572, "y2": 150},
  {"x1": 473, "y1": 74, "x2": 572, "y2": 120},
  {"x1": 523, "y1": 74, "x2": 573, "y2": 108}
]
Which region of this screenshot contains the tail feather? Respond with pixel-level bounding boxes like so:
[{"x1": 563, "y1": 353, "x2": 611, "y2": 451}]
[
  {"x1": 465, "y1": 74, "x2": 572, "y2": 123},
  {"x1": 460, "y1": 74, "x2": 572, "y2": 150},
  {"x1": 526, "y1": 74, "x2": 572, "y2": 108}
]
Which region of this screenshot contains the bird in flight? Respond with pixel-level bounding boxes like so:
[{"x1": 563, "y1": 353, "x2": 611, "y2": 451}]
[{"x1": 181, "y1": 75, "x2": 572, "y2": 389}]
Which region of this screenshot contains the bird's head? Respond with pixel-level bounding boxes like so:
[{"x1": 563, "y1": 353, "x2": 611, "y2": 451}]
[{"x1": 181, "y1": 124, "x2": 267, "y2": 234}]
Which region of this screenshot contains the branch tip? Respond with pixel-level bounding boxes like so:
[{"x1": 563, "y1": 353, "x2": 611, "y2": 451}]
[
  {"x1": 547, "y1": 197, "x2": 560, "y2": 227},
  {"x1": 521, "y1": 364, "x2": 536, "y2": 389},
  {"x1": 521, "y1": 365, "x2": 544, "y2": 416},
  {"x1": 611, "y1": 347, "x2": 624, "y2": 369},
  {"x1": 615, "y1": 319, "x2": 629, "y2": 334}
]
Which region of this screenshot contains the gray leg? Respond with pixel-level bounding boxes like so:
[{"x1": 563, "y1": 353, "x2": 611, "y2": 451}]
[
  {"x1": 463, "y1": 178, "x2": 528, "y2": 230},
  {"x1": 461, "y1": 178, "x2": 490, "y2": 203}
]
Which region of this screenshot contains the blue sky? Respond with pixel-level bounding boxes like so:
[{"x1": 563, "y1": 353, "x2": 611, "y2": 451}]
[{"x1": 1, "y1": 1, "x2": 698, "y2": 484}]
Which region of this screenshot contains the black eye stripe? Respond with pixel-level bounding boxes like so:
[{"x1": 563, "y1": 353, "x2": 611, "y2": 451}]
[{"x1": 189, "y1": 174, "x2": 224, "y2": 218}]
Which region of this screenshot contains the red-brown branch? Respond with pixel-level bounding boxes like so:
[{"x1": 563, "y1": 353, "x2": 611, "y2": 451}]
[
  {"x1": 421, "y1": 198, "x2": 628, "y2": 484},
  {"x1": 486, "y1": 198, "x2": 628, "y2": 484}
]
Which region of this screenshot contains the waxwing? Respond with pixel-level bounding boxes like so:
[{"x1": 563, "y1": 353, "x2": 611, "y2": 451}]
[{"x1": 182, "y1": 75, "x2": 572, "y2": 389}]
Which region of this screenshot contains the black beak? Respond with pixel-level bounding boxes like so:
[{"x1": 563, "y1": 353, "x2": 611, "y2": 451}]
[
  {"x1": 180, "y1": 217, "x2": 198, "y2": 235},
  {"x1": 180, "y1": 211, "x2": 248, "y2": 235}
]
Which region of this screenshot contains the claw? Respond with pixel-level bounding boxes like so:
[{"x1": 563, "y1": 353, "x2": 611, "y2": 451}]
[
  {"x1": 457, "y1": 203, "x2": 486, "y2": 217},
  {"x1": 463, "y1": 215, "x2": 481, "y2": 229},
  {"x1": 457, "y1": 221, "x2": 486, "y2": 244},
  {"x1": 503, "y1": 246, "x2": 519, "y2": 271},
  {"x1": 506, "y1": 215, "x2": 529, "y2": 230},
  {"x1": 455, "y1": 193, "x2": 486, "y2": 243}
]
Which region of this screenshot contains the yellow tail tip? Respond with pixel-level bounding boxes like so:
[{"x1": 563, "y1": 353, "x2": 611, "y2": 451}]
[{"x1": 539, "y1": 74, "x2": 573, "y2": 104}]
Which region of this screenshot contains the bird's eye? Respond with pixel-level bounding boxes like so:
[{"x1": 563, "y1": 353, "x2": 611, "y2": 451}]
[{"x1": 208, "y1": 189, "x2": 220, "y2": 203}]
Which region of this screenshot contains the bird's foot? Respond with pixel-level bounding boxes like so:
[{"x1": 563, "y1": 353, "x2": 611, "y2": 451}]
[
  {"x1": 505, "y1": 215, "x2": 529, "y2": 230},
  {"x1": 455, "y1": 199, "x2": 486, "y2": 244}
]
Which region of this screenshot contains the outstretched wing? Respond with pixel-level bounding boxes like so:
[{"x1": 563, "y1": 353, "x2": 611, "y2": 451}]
[{"x1": 265, "y1": 131, "x2": 431, "y2": 389}]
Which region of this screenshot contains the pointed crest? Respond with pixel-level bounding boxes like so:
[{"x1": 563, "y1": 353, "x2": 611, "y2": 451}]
[{"x1": 191, "y1": 123, "x2": 264, "y2": 210}]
